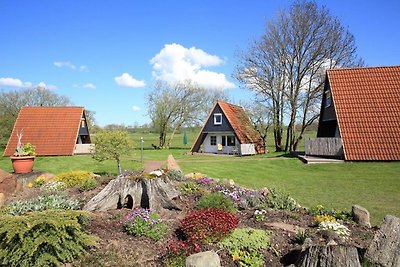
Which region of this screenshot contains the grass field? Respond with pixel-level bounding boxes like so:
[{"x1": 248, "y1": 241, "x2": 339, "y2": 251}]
[{"x1": 1, "y1": 130, "x2": 399, "y2": 225}]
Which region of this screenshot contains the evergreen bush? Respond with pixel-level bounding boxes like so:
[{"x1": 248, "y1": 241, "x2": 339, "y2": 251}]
[
  {"x1": 55, "y1": 170, "x2": 93, "y2": 188},
  {"x1": 196, "y1": 192, "x2": 236, "y2": 212},
  {"x1": 0, "y1": 210, "x2": 97, "y2": 267}
]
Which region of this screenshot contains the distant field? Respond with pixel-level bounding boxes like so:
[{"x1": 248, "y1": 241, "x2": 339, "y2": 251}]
[{"x1": 1, "y1": 129, "x2": 398, "y2": 225}]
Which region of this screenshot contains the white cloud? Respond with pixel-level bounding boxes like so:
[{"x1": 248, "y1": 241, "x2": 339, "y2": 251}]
[
  {"x1": 37, "y1": 82, "x2": 57, "y2": 90},
  {"x1": 83, "y1": 83, "x2": 96, "y2": 89},
  {"x1": 54, "y1": 61, "x2": 89, "y2": 72},
  {"x1": 150, "y1": 43, "x2": 235, "y2": 90},
  {"x1": 132, "y1": 106, "x2": 141, "y2": 112},
  {"x1": 0, "y1": 77, "x2": 32, "y2": 87},
  {"x1": 115, "y1": 73, "x2": 146, "y2": 88}
]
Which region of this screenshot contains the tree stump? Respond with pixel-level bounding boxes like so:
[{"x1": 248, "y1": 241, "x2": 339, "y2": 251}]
[
  {"x1": 296, "y1": 245, "x2": 361, "y2": 267},
  {"x1": 84, "y1": 173, "x2": 180, "y2": 212}
]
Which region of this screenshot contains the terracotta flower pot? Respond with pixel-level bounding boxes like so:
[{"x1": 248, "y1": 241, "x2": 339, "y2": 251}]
[{"x1": 10, "y1": 156, "x2": 35, "y2": 174}]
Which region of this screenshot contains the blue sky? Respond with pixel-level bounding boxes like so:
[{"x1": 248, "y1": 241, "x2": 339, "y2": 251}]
[{"x1": 1, "y1": 0, "x2": 399, "y2": 126}]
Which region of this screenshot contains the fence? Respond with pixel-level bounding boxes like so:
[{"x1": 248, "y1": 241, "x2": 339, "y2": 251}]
[{"x1": 305, "y1": 138, "x2": 343, "y2": 158}]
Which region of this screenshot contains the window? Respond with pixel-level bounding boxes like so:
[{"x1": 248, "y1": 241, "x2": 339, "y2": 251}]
[
  {"x1": 214, "y1": 113, "x2": 222, "y2": 125},
  {"x1": 325, "y1": 90, "x2": 332, "y2": 107},
  {"x1": 210, "y1": 136, "x2": 217, "y2": 146},
  {"x1": 227, "y1": 136, "x2": 235, "y2": 146},
  {"x1": 221, "y1": 136, "x2": 226, "y2": 146},
  {"x1": 81, "y1": 118, "x2": 86, "y2": 128}
]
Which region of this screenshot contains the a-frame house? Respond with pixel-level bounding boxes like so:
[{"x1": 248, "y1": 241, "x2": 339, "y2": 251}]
[
  {"x1": 191, "y1": 101, "x2": 265, "y2": 156},
  {"x1": 4, "y1": 106, "x2": 92, "y2": 156}
]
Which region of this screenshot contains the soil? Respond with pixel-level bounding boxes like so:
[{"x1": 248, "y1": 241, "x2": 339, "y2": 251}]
[{"x1": 0, "y1": 171, "x2": 377, "y2": 267}]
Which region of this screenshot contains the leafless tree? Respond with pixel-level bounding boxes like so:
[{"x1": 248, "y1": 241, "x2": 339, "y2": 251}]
[
  {"x1": 147, "y1": 80, "x2": 227, "y2": 148},
  {"x1": 236, "y1": 1, "x2": 363, "y2": 152}
]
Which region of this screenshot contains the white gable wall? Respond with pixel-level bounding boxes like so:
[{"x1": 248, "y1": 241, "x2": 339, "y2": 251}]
[{"x1": 203, "y1": 132, "x2": 240, "y2": 154}]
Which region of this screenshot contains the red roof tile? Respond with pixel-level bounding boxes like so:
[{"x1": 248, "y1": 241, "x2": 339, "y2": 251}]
[
  {"x1": 328, "y1": 66, "x2": 400, "y2": 161},
  {"x1": 3, "y1": 107, "x2": 85, "y2": 156}
]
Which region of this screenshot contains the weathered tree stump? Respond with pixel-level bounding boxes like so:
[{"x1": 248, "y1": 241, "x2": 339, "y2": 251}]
[
  {"x1": 365, "y1": 215, "x2": 400, "y2": 267},
  {"x1": 84, "y1": 173, "x2": 180, "y2": 212},
  {"x1": 296, "y1": 245, "x2": 361, "y2": 267}
]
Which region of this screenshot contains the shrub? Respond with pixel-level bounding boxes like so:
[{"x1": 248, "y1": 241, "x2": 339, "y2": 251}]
[
  {"x1": 78, "y1": 178, "x2": 97, "y2": 192},
  {"x1": 166, "y1": 169, "x2": 185, "y2": 181},
  {"x1": 164, "y1": 240, "x2": 201, "y2": 266},
  {"x1": 41, "y1": 180, "x2": 66, "y2": 194},
  {"x1": 265, "y1": 188, "x2": 299, "y2": 211},
  {"x1": 314, "y1": 214, "x2": 337, "y2": 225},
  {"x1": 180, "y1": 208, "x2": 238, "y2": 243},
  {"x1": 6, "y1": 194, "x2": 80, "y2": 216},
  {"x1": 180, "y1": 181, "x2": 201, "y2": 195},
  {"x1": 318, "y1": 221, "x2": 351, "y2": 240},
  {"x1": 309, "y1": 205, "x2": 352, "y2": 221},
  {"x1": 253, "y1": 209, "x2": 267, "y2": 222},
  {"x1": 123, "y1": 208, "x2": 167, "y2": 241},
  {"x1": 0, "y1": 210, "x2": 97, "y2": 267},
  {"x1": 196, "y1": 192, "x2": 236, "y2": 212},
  {"x1": 55, "y1": 170, "x2": 92, "y2": 188},
  {"x1": 219, "y1": 228, "x2": 270, "y2": 267}
]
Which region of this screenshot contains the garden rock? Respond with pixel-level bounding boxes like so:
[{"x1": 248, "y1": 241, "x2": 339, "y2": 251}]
[
  {"x1": 167, "y1": 154, "x2": 181, "y2": 170},
  {"x1": 186, "y1": 251, "x2": 221, "y2": 267},
  {"x1": 296, "y1": 245, "x2": 361, "y2": 267},
  {"x1": 352, "y1": 205, "x2": 371, "y2": 228},
  {"x1": 0, "y1": 193, "x2": 5, "y2": 207},
  {"x1": 365, "y1": 215, "x2": 400, "y2": 267},
  {"x1": 0, "y1": 170, "x2": 17, "y2": 198},
  {"x1": 84, "y1": 174, "x2": 181, "y2": 212}
]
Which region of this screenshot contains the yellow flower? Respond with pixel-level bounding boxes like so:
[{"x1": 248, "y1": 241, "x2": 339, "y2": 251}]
[{"x1": 27, "y1": 183, "x2": 33, "y2": 188}]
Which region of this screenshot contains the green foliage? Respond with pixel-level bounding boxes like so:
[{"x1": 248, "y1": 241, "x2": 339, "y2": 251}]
[
  {"x1": 265, "y1": 188, "x2": 299, "y2": 211},
  {"x1": 219, "y1": 228, "x2": 270, "y2": 267},
  {"x1": 123, "y1": 208, "x2": 167, "y2": 241},
  {"x1": 309, "y1": 204, "x2": 352, "y2": 221},
  {"x1": 165, "y1": 255, "x2": 186, "y2": 267},
  {"x1": 6, "y1": 194, "x2": 80, "y2": 216},
  {"x1": 78, "y1": 178, "x2": 97, "y2": 192},
  {"x1": 196, "y1": 192, "x2": 236, "y2": 213},
  {"x1": 294, "y1": 229, "x2": 311, "y2": 245},
  {"x1": 0, "y1": 210, "x2": 97, "y2": 267},
  {"x1": 166, "y1": 169, "x2": 185, "y2": 181},
  {"x1": 14, "y1": 143, "x2": 36, "y2": 156},
  {"x1": 55, "y1": 170, "x2": 92, "y2": 188},
  {"x1": 180, "y1": 181, "x2": 201, "y2": 195},
  {"x1": 41, "y1": 181, "x2": 66, "y2": 194},
  {"x1": 92, "y1": 130, "x2": 134, "y2": 173}
]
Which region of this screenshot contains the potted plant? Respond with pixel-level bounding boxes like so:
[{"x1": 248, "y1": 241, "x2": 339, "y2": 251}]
[{"x1": 10, "y1": 130, "x2": 36, "y2": 174}]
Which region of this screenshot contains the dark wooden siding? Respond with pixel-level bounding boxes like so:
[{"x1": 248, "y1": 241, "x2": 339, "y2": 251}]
[
  {"x1": 317, "y1": 77, "x2": 338, "y2": 137},
  {"x1": 203, "y1": 105, "x2": 234, "y2": 132}
]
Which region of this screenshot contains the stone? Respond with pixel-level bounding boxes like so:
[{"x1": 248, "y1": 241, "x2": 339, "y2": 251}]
[
  {"x1": 186, "y1": 251, "x2": 221, "y2": 267},
  {"x1": 296, "y1": 245, "x2": 361, "y2": 267},
  {"x1": 167, "y1": 154, "x2": 181, "y2": 170},
  {"x1": 0, "y1": 169, "x2": 12, "y2": 183},
  {"x1": 352, "y1": 205, "x2": 371, "y2": 228},
  {"x1": 0, "y1": 193, "x2": 5, "y2": 207},
  {"x1": 365, "y1": 215, "x2": 400, "y2": 267}
]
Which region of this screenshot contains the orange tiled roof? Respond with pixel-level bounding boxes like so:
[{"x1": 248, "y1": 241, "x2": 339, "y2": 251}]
[
  {"x1": 3, "y1": 107, "x2": 85, "y2": 156},
  {"x1": 218, "y1": 101, "x2": 265, "y2": 153},
  {"x1": 328, "y1": 66, "x2": 400, "y2": 161}
]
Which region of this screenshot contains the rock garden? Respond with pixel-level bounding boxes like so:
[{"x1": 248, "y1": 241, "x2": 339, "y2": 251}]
[{"x1": 0, "y1": 162, "x2": 398, "y2": 267}]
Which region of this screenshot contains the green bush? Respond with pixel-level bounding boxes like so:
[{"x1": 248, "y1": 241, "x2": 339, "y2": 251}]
[
  {"x1": 219, "y1": 228, "x2": 271, "y2": 267},
  {"x1": 123, "y1": 208, "x2": 167, "y2": 241},
  {"x1": 6, "y1": 194, "x2": 81, "y2": 216},
  {"x1": 265, "y1": 188, "x2": 299, "y2": 211},
  {"x1": 309, "y1": 204, "x2": 352, "y2": 221},
  {"x1": 166, "y1": 169, "x2": 185, "y2": 181},
  {"x1": 196, "y1": 192, "x2": 236, "y2": 213},
  {"x1": 0, "y1": 210, "x2": 97, "y2": 267},
  {"x1": 78, "y1": 178, "x2": 98, "y2": 192},
  {"x1": 180, "y1": 181, "x2": 201, "y2": 195},
  {"x1": 55, "y1": 170, "x2": 92, "y2": 188}
]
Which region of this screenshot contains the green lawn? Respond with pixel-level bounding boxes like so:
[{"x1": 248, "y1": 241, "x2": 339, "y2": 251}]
[{"x1": 1, "y1": 129, "x2": 399, "y2": 225}]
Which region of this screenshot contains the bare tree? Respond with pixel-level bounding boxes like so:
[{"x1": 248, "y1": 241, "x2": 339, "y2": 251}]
[
  {"x1": 147, "y1": 80, "x2": 227, "y2": 148},
  {"x1": 236, "y1": 0, "x2": 362, "y2": 152}
]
